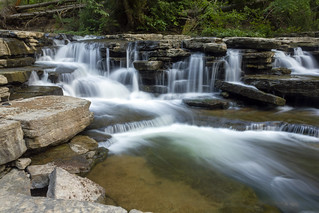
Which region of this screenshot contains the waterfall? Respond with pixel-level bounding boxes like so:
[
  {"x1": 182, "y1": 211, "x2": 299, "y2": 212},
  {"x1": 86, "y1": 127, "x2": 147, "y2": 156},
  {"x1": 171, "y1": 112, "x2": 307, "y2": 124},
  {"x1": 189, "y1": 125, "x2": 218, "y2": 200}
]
[
  {"x1": 274, "y1": 47, "x2": 319, "y2": 76},
  {"x1": 224, "y1": 49, "x2": 242, "y2": 82}
]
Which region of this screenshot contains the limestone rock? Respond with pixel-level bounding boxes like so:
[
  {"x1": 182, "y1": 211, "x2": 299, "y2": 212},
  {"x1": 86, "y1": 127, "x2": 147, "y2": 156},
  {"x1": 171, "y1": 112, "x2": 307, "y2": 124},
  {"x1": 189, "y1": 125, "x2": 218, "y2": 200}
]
[
  {"x1": 0, "y1": 57, "x2": 35, "y2": 68},
  {"x1": 203, "y1": 43, "x2": 227, "y2": 56},
  {"x1": 47, "y1": 167, "x2": 105, "y2": 203},
  {"x1": 69, "y1": 135, "x2": 98, "y2": 155},
  {"x1": 0, "y1": 75, "x2": 8, "y2": 85},
  {"x1": 0, "y1": 87, "x2": 10, "y2": 101},
  {"x1": 133, "y1": 61, "x2": 163, "y2": 71},
  {"x1": 0, "y1": 38, "x2": 35, "y2": 57},
  {"x1": 0, "y1": 192, "x2": 127, "y2": 213},
  {"x1": 27, "y1": 163, "x2": 56, "y2": 189},
  {"x1": 0, "y1": 69, "x2": 32, "y2": 84},
  {"x1": 183, "y1": 98, "x2": 230, "y2": 109},
  {"x1": 224, "y1": 37, "x2": 281, "y2": 50},
  {"x1": 0, "y1": 96, "x2": 94, "y2": 149},
  {"x1": 0, "y1": 119, "x2": 26, "y2": 165},
  {"x1": 216, "y1": 81, "x2": 286, "y2": 106},
  {"x1": 0, "y1": 168, "x2": 31, "y2": 195},
  {"x1": 15, "y1": 158, "x2": 32, "y2": 170}
]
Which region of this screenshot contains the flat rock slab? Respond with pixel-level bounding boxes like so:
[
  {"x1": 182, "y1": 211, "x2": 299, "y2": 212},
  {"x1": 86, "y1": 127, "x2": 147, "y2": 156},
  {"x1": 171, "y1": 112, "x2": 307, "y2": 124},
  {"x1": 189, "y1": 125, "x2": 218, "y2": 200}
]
[
  {"x1": 224, "y1": 37, "x2": 281, "y2": 50},
  {"x1": 0, "y1": 66, "x2": 45, "y2": 84},
  {"x1": 0, "y1": 119, "x2": 26, "y2": 165},
  {"x1": 0, "y1": 192, "x2": 127, "y2": 213},
  {"x1": 0, "y1": 96, "x2": 94, "y2": 149},
  {"x1": 216, "y1": 81, "x2": 286, "y2": 106},
  {"x1": 47, "y1": 167, "x2": 105, "y2": 203},
  {"x1": 243, "y1": 75, "x2": 319, "y2": 104}
]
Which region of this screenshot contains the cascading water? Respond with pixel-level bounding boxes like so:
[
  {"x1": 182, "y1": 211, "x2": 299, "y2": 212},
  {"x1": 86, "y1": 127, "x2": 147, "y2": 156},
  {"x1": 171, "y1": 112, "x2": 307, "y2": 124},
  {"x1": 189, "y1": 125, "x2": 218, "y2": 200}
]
[
  {"x1": 30, "y1": 39, "x2": 319, "y2": 213},
  {"x1": 274, "y1": 47, "x2": 319, "y2": 76},
  {"x1": 225, "y1": 49, "x2": 242, "y2": 82}
]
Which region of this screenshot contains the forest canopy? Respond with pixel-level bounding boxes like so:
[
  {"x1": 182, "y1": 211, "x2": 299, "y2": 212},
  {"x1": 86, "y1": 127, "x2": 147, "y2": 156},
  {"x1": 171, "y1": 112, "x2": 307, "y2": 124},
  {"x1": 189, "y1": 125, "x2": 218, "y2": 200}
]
[{"x1": 4, "y1": 0, "x2": 319, "y2": 37}]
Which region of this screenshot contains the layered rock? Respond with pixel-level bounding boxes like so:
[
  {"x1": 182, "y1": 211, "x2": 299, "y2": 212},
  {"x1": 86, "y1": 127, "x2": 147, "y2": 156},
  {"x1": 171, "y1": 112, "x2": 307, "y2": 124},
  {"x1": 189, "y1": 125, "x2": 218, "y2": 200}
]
[
  {"x1": 182, "y1": 37, "x2": 227, "y2": 56},
  {"x1": 0, "y1": 120, "x2": 26, "y2": 165},
  {"x1": 242, "y1": 51, "x2": 275, "y2": 74},
  {"x1": 0, "y1": 96, "x2": 93, "y2": 149},
  {"x1": 216, "y1": 81, "x2": 286, "y2": 106},
  {"x1": 10, "y1": 85, "x2": 63, "y2": 100},
  {"x1": 47, "y1": 167, "x2": 105, "y2": 203}
]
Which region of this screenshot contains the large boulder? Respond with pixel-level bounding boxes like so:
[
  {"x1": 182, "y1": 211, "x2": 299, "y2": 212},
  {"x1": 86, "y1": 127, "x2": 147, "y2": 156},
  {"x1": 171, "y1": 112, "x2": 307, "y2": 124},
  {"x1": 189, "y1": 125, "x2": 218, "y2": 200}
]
[
  {"x1": 224, "y1": 37, "x2": 281, "y2": 51},
  {"x1": 47, "y1": 167, "x2": 105, "y2": 203},
  {"x1": 216, "y1": 81, "x2": 286, "y2": 106},
  {"x1": 0, "y1": 96, "x2": 94, "y2": 149},
  {"x1": 243, "y1": 75, "x2": 319, "y2": 106},
  {"x1": 0, "y1": 120, "x2": 26, "y2": 165}
]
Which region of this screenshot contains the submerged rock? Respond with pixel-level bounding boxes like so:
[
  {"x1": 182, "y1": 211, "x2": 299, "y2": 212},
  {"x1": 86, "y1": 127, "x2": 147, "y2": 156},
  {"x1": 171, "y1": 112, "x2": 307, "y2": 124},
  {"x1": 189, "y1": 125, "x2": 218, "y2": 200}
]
[
  {"x1": 216, "y1": 81, "x2": 286, "y2": 106},
  {"x1": 183, "y1": 98, "x2": 230, "y2": 110},
  {"x1": 0, "y1": 96, "x2": 94, "y2": 149},
  {"x1": 0, "y1": 120, "x2": 26, "y2": 165},
  {"x1": 47, "y1": 167, "x2": 106, "y2": 203}
]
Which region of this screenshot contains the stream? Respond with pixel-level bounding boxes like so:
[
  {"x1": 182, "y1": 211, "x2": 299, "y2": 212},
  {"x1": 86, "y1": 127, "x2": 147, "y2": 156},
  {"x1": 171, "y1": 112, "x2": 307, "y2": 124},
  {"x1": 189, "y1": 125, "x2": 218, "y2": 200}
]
[{"x1": 30, "y1": 39, "x2": 319, "y2": 213}]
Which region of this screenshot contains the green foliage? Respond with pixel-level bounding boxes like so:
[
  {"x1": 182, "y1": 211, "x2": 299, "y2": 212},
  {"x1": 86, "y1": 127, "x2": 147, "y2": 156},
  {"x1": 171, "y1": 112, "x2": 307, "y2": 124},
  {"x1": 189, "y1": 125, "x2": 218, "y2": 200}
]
[{"x1": 265, "y1": 0, "x2": 319, "y2": 32}]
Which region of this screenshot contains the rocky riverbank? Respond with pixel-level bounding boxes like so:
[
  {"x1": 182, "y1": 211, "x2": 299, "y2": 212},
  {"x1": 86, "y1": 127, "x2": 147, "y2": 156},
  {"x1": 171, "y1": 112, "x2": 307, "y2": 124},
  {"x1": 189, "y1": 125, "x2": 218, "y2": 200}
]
[{"x1": 1, "y1": 30, "x2": 319, "y2": 212}]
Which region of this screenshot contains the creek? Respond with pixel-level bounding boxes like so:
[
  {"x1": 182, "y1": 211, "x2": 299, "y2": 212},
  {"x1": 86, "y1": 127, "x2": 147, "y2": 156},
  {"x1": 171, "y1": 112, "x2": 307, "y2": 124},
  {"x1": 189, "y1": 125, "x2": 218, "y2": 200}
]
[{"x1": 29, "y1": 38, "x2": 319, "y2": 213}]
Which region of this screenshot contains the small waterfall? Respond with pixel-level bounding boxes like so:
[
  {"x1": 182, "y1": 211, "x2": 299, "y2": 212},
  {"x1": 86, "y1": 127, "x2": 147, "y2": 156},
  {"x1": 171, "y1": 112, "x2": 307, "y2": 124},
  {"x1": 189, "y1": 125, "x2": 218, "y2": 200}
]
[
  {"x1": 274, "y1": 48, "x2": 319, "y2": 76},
  {"x1": 225, "y1": 49, "x2": 242, "y2": 82},
  {"x1": 105, "y1": 48, "x2": 110, "y2": 77},
  {"x1": 166, "y1": 54, "x2": 209, "y2": 93},
  {"x1": 210, "y1": 60, "x2": 223, "y2": 91},
  {"x1": 246, "y1": 122, "x2": 319, "y2": 138}
]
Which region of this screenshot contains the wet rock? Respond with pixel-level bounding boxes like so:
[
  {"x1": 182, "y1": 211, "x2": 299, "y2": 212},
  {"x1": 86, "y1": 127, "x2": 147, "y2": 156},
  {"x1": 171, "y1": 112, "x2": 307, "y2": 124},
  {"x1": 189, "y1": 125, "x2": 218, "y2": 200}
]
[
  {"x1": 183, "y1": 98, "x2": 230, "y2": 110},
  {"x1": 69, "y1": 135, "x2": 98, "y2": 155},
  {"x1": 0, "y1": 168, "x2": 31, "y2": 195},
  {"x1": 27, "y1": 163, "x2": 56, "y2": 189},
  {"x1": 15, "y1": 158, "x2": 32, "y2": 170},
  {"x1": 133, "y1": 61, "x2": 163, "y2": 71},
  {"x1": 10, "y1": 85, "x2": 63, "y2": 100},
  {"x1": 0, "y1": 96, "x2": 94, "y2": 149},
  {"x1": 243, "y1": 75, "x2": 319, "y2": 106},
  {"x1": 268, "y1": 68, "x2": 292, "y2": 75},
  {"x1": 224, "y1": 37, "x2": 281, "y2": 50},
  {"x1": 0, "y1": 57, "x2": 35, "y2": 68},
  {"x1": 0, "y1": 192, "x2": 127, "y2": 213},
  {"x1": 216, "y1": 81, "x2": 286, "y2": 106},
  {"x1": 0, "y1": 119, "x2": 26, "y2": 165},
  {"x1": 47, "y1": 167, "x2": 105, "y2": 203},
  {"x1": 0, "y1": 75, "x2": 8, "y2": 85}
]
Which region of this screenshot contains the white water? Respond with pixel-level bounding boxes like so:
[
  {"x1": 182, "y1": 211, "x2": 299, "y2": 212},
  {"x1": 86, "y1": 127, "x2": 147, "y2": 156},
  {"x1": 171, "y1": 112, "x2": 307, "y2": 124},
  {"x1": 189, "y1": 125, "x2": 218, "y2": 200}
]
[
  {"x1": 274, "y1": 47, "x2": 319, "y2": 76},
  {"x1": 225, "y1": 49, "x2": 242, "y2": 82},
  {"x1": 31, "y1": 40, "x2": 319, "y2": 212}
]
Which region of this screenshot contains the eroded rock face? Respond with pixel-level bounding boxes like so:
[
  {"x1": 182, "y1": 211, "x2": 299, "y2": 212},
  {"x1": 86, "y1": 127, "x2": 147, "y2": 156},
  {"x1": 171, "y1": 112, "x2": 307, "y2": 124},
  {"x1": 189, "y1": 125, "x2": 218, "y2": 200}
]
[
  {"x1": 182, "y1": 38, "x2": 227, "y2": 56},
  {"x1": 47, "y1": 167, "x2": 105, "y2": 203},
  {"x1": 0, "y1": 120, "x2": 26, "y2": 165},
  {"x1": 0, "y1": 96, "x2": 94, "y2": 149},
  {"x1": 216, "y1": 81, "x2": 286, "y2": 106},
  {"x1": 133, "y1": 61, "x2": 163, "y2": 71}
]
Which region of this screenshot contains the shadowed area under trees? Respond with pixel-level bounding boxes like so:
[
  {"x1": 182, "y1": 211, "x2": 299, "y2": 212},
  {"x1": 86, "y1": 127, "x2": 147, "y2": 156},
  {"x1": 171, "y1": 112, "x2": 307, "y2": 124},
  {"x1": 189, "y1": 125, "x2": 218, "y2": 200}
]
[{"x1": 1, "y1": 0, "x2": 319, "y2": 36}]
